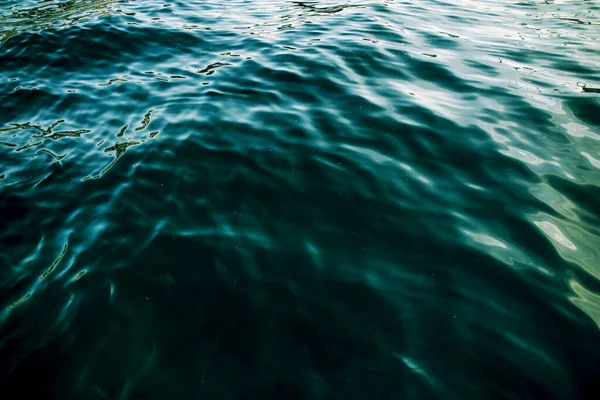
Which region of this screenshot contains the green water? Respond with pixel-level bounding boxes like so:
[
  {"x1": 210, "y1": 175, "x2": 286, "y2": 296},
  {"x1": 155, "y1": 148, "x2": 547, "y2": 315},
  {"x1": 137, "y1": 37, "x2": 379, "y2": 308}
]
[{"x1": 1, "y1": 1, "x2": 600, "y2": 399}]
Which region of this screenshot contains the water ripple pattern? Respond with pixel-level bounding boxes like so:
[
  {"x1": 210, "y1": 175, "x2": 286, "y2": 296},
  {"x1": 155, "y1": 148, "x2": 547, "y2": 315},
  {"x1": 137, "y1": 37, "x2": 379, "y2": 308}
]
[{"x1": 1, "y1": 0, "x2": 600, "y2": 399}]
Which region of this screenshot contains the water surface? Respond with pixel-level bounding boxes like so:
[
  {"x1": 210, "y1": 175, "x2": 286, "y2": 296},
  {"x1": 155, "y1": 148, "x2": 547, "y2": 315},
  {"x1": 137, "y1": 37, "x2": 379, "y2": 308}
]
[{"x1": 1, "y1": 1, "x2": 600, "y2": 399}]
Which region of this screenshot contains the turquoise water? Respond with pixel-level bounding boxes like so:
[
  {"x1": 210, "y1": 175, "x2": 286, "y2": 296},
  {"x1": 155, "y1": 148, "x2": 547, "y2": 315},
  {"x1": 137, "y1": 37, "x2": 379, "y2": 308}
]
[{"x1": 1, "y1": 0, "x2": 600, "y2": 398}]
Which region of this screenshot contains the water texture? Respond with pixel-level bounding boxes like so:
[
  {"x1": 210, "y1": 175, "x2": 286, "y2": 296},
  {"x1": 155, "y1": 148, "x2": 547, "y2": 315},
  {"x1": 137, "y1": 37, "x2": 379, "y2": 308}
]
[{"x1": 1, "y1": 0, "x2": 600, "y2": 398}]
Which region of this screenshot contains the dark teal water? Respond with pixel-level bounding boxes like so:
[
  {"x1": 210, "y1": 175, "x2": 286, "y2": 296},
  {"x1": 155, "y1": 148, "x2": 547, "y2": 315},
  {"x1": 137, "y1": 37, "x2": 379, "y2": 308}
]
[{"x1": 1, "y1": 1, "x2": 600, "y2": 398}]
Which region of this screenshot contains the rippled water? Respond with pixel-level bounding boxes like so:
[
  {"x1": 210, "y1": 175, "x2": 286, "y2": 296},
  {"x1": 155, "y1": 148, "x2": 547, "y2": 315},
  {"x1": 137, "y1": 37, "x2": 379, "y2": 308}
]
[{"x1": 1, "y1": 0, "x2": 600, "y2": 398}]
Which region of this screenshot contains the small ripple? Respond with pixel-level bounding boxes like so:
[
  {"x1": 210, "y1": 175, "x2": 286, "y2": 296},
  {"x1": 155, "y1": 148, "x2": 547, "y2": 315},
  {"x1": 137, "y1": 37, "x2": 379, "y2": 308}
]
[
  {"x1": 134, "y1": 109, "x2": 153, "y2": 131},
  {"x1": 73, "y1": 269, "x2": 87, "y2": 280},
  {"x1": 39, "y1": 243, "x2": 68, "y2": 280},
  {"x1": 7, "y1": 293, "x2": 31, "y2": 310}
]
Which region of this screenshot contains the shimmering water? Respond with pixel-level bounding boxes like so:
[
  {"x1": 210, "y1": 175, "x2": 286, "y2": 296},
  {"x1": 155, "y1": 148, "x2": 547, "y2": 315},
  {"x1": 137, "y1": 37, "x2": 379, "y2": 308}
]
[{"x1": 1, "y1": 0, "x2": 600, "y2": 398}]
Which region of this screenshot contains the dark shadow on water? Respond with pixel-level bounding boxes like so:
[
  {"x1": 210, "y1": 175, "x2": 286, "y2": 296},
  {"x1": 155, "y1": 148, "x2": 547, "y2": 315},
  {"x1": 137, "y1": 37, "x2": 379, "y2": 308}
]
[
  {"x1": 0, "y1": 341, "x2": 76, "y2": 398},
  {"x1": 0, "y1": 233, "x2": 417, "y2": 399}
]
